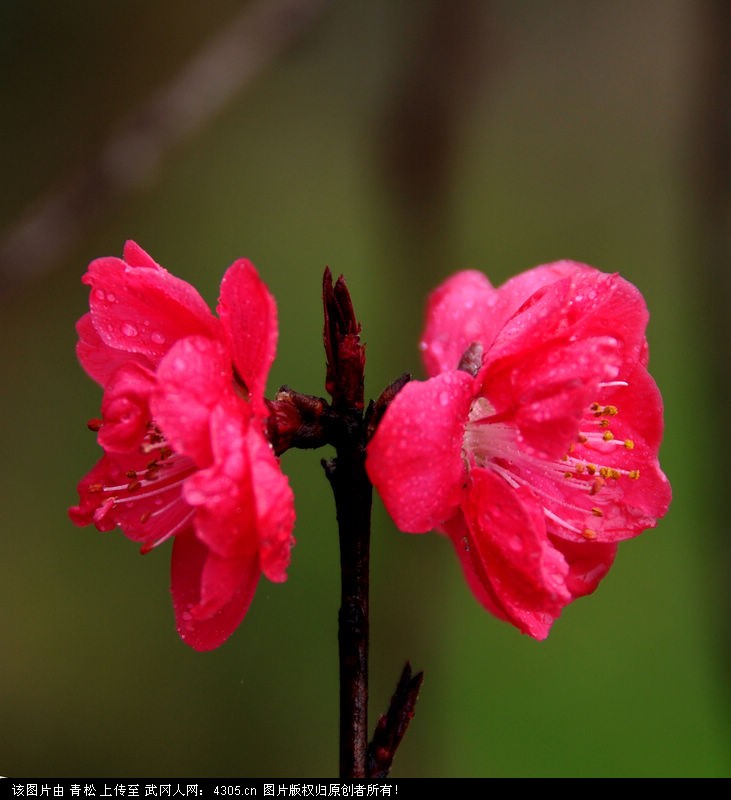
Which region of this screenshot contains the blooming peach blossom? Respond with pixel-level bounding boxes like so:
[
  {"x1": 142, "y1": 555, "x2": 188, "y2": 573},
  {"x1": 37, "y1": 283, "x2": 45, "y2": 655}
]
[
  {"x1": 367, "y1": 262, "x2": 671, "y2": 639},
  {"x1": 69, "y1": 241, "x2": 294, "y2": 650}
]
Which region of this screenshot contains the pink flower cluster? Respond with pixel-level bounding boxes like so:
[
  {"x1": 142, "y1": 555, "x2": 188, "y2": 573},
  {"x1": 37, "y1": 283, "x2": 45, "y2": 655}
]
[
  {"x1": 70, "y1": 245, "x2": 670, "y2": 648},
  {"x1": 366, "y1": 262, "x2": 671, "y2": 639},
  {"x1": 69, "y1": 242, "x2": 294, "y2": 651}
]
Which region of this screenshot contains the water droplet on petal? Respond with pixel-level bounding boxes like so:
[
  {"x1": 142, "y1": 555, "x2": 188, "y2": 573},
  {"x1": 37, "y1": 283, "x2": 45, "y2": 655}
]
[
  {"x1": 151, "y1": 331, "x2": 166, "y2": 344},
  {"x1": 509, "y1": 535, "x2": 523, "y2": 552},
  {"x1": 107, "y1": 292, "x2": 116, "y2": 302},
  {"x1": 94, "y1": 288, "x2": 106, "y2": 301},
  {"x1": 121, "y1": 322, "x2": 138, "y2": 337},
  {"x1": 439, "y1": 390, "x2": 450, "y2": 407}
]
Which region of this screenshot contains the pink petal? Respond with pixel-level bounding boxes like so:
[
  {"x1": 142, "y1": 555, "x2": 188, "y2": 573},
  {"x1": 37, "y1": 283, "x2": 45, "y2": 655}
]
[
  {"x1": 421, "y1": 270, "x2": 501, "y2": 376},
  {"x1": 366, "y1": 371, "x2": 475, "y2": 532},
  {"x1": 490, "y1": 270, "x2": 648, "y2": 373},
  {"x1": 217, "y1": 259, "x2": 277, "y2": 409},
  {"x1": 122, "y1": 240, "x2": 162, "y2": 269},
  {"x1": 182, "y1": 401, "x2": 258, "y2": 559},
  {"x1": 76, "y1": 313, "x2": 152, "y2": 386},
  {"x1": 457, "y1": 468, "x2": 572, "y2": 640},
  {"x1": 83, "y1": 255, "x2": 220, "y2": 366},
  {"x1": 481, "y1": 334, "x2": 622, "y2": 458},
  {"x1": 550, "y1": 535, "x2": 617, "y2": 598},
  {"x1": 98, "y1": 362, "x2": 156, "y2": 453},
  {"x1": 440, "y1": 511, "x2": 511, "y2": 625},
  {"x1": 152, "y1": 336, "x2": 234, "y2": 467},
  {"x1": 183, "y1": 414, "x2": 294, "y2": 580},
  {"x1": 246, "y1": 426, "x2": 295, "y2": 583},
  {"x1": 171, "y1": 531, "x2": 260, "y2": 651},
  {"x1": 494, "y1": 260, "x2": 593, "y2": 318}
]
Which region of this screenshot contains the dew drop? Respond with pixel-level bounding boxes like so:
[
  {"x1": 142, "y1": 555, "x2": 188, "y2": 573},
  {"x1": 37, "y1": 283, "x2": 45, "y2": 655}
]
[
  {"x1": 151, "y1": 331, "x2": 166, "y2": 344},
  {"x1": 509, "y1": 534, "x2": 523, "y2": 552},
  {"x1": 106, "y1": 292, "x2": 116, "y2": 302},
  {"x1": 94, "y1": 288, "x2": 106, "y2": 301},
  {"x1": 121, "y1": 322, "x2": 138, "y2": 337},
  {"x1": 439, "y1": 390, "x2": 450, "y2": 407}
]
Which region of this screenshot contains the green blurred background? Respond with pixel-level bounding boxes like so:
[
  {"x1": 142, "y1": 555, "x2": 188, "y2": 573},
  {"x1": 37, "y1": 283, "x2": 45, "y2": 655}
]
[{"x1": 1, "y1": 0, "x2": 729, "y2": 778}]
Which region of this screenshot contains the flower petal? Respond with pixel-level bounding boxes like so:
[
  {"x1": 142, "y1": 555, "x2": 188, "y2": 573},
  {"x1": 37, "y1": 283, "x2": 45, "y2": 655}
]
[
  {"x1": 457, "y1": 468, "x2": 572, "y2": 639},
  {"x1": 83, "y1": 255, "x2": 220, "y2": 365},
  {"x1": 367, "y1": 371, "x2": 475, "y2": 532},
  {"x1": 494, "y1": 260, "x2": 593, "y2": 317},
  {"x1": 171, "y1": 531, "x2": 260, "y2": 651},
  {"x1": 152, "y1": 336, "x2": 234, "y2": 467},
  {"x1": 246, "y1": 426, "x2": 295, "y2": 583},
  {"x1": 217, "y1": 259, "x2": 277, "y2": 411},
  {"x1": 98, "y1": 362, "x2": 156, "y2": 453},
  {"x1": 182, "y1": 399, "x2": 258, "y2": 559},
  {"x1": 489, "y1": 270, "x2": 649, "y2": 374},
  {"x1": 76, "y1": 313, "x2": 152, "y2": 386},
  {"x1": 122, "y1": 240, "x2": 162, "y2": 269},
  {"x1": 420, "y1": 270, "x2": 501, "y2": 376},
  {"x1": 481, "y1": 334, "x2": 622, "y2": 458},
  {"x1": 549, "y1": 535, "x2": 617, "y2": 598}
]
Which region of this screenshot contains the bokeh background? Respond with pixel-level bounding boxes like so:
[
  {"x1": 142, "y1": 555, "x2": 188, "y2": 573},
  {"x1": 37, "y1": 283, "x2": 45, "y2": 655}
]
[{"x1": 1, "y1": 0, "x2": 729, "y2": 778}]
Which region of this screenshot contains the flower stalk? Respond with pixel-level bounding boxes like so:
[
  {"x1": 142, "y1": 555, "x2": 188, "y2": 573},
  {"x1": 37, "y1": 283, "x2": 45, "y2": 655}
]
[{"x1": 267, "y1": 269, "x2": 422, "y2": 777}]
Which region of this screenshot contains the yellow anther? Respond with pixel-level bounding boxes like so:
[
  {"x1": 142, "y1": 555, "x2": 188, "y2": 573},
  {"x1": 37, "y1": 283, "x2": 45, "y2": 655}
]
[
  {"x1": 629, "y1": 469, "x2": 640, "y2": 480},
  {"x1": 599, "y1": 419, "x2": 610, "y2": 428},
  {"x1": 586, "y1": 464, "x2": 597, "y2": 475},
  {"x1": 590, "y1": 402, "x2": 601, "y2": 412},
  {"x1": 590, "y1": 478, "x2": 605, "y2": 495},
  {"x1": 582, "y1": 528, "x2": 598, "y2": 540},
  {"x1": 602, "y1": 430, "x2": 614, "y2": 441},
  {"x1": 575, "y1": 463, "x2": 585, "y2": 474},
  {"x1": 591, "y1": 507, "x2": 604, "y2": 517},
  {"x1": 624, "y1": 439, "x2": 635, "y2": 450},
  {"x1": 564, "y1": 471, "x2": 573, "y2": 479},
  {"x1": 603, "y1": 405, "x2": 618, "y2": 416},
  {"x1": 577, "y1": 434, "x2": 588, "y2": 444}
]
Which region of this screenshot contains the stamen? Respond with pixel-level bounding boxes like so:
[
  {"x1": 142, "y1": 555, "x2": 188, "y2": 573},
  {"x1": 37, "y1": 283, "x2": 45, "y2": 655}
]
[{"x1": 463, "y1": 391, "x2": 640, "y2": 541}]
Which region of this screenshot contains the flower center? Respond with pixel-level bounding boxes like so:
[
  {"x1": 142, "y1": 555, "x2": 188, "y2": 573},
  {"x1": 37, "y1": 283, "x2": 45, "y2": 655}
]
[
  {"x1": 462, "y1": 383, "x2": 640, "y2": 540},
  {"x1": 86, "y1": 421, "x2": 197, "y2": 550}
]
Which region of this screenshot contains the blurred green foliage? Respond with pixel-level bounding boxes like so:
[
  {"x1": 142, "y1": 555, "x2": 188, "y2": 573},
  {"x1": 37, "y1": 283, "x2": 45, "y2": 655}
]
[{"x1": 1, "y1": 0, "x2": 729, "y2": 778}]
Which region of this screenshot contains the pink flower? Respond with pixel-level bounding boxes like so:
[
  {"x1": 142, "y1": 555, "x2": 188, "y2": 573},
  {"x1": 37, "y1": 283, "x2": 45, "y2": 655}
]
[
  {"x1": 367, "y1": 261, "x2": 671, "y2": 639},
  {"x1": 69, "y1": 241, "x2": 295, "y2": 651}
]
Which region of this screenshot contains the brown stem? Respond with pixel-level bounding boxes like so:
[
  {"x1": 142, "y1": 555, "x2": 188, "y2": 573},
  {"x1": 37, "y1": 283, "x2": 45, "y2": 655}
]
[{"x1": 323, "y1": 427, "x2": 372, "y2": 778}]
